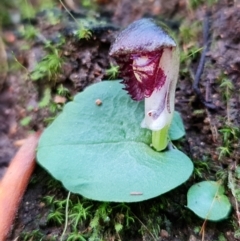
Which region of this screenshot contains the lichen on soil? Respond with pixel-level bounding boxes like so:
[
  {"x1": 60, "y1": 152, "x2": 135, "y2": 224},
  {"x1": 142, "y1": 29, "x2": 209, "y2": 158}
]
[{"x1": 1, "y1": 0, "x2": 240, "y2": 240}]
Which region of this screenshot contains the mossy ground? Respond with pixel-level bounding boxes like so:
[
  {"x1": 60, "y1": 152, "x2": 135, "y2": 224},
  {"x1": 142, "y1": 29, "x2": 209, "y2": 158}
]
[{"x1": 1, "y1": 0, "x2": 240, "y2": 240}]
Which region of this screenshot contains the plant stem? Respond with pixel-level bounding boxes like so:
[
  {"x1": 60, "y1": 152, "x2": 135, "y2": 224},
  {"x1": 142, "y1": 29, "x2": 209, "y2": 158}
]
[{"x1": 152, "y1": 125, "x2": 169, "y2": 151}]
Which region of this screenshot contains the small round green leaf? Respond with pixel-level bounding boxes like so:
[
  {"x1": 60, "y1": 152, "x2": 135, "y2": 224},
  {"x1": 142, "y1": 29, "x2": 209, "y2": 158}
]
[
  {"x1": 37, "y1": 81, "x2": 193, "y2": 202},
  {"x1": 187, "y1": 181, "x2": 231, "y2": 221}
]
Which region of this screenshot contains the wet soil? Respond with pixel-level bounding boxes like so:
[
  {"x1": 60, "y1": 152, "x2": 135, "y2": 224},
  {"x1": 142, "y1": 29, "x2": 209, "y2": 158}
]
[{"x1": 1, "y1": 0, "x2": 240, "y2": 240}]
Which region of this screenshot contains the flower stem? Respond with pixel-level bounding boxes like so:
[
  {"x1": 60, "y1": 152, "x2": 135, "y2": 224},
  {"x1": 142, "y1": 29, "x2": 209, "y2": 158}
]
[{"x1": 152, "y1": 125, "x2": 169, "y2": 151}]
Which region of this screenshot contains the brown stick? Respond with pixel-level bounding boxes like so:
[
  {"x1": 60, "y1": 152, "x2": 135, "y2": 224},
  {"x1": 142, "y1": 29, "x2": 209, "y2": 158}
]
[
  {"x1": 193, "y1": 10, "x2": 216, "y2": 110},
  {"x1": 0, "y1": 131, "x2": 41, "y2": 240}
]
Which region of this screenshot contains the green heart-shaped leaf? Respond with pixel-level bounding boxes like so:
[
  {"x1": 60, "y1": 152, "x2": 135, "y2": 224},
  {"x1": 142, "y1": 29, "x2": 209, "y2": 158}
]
[
  {"x1": 37, "y1": 81, "x2": 193, "y2": 202},
  {"x1": 187, "y1": 181, "x2": 231, "y2": 221},
  {"x1": 169, "y1": 111, "x2": 185, "y2": 140}
]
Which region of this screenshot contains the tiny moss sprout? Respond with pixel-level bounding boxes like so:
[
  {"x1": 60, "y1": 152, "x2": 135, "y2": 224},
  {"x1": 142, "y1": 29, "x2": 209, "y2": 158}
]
[
  {"x1": 106, "y1": 63, "x2": 119, "y2": 79},
  {"x1": 76, "y1": 27, "x2": 92, "y2": 40},
  {"x1": 20, "y1": 229, "x2": 44, "y2": 241},
  {"x1": 20, "y1": 24, "x2": 39, "y2": 40},
  {"x1": 20, "y1": 116, "x2": 32, "y2": 127},
  {"x1": 30, "y1": 49, "x2": 63, "y2": 81}
]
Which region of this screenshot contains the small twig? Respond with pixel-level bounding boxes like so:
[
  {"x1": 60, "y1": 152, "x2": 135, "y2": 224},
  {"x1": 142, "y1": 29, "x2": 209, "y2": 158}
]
[
  {"x1": 228, "y1": 170, "x2": 240, "y2": 227},
  {"x1": 36, "y1": 33, "x2": 49, "y2": 46},
  {"x1": 205, "y1": 79, "x2": 210, "y2": 103},
  {"x1": 193, "y1": 11, "x2": 216, "y2": 110},
  {"x1": 60, "y1": 191, "x2": 71, "y2": 241},
  {"x1": 206, "y1": 109, "x2": 218, "y2": 142},
  {"x1": 200, "y1": 219, "x2": 206, "y2": 241},
  {"x1": 130, "y1": 211, "x2": 157, "y2": 241},
  {"x1": 225, "y1": 44, "x2": 239, "y2": 50},
  {"x1": 200, "y1": 182, "x2": 222, "y2": 241},
  {"x1": 59, "y1": 0, "x2": 83, "y2": 28}
]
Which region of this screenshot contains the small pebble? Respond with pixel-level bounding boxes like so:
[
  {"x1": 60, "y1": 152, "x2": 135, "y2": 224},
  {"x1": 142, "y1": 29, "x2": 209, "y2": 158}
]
[
  {"x1": 188, "y1": 234, "x2": 198, "y2": 241},
  {"x1": 39, "y1": 202, "x2": 45, "y2": 208},
  {"x1": 203, "y1": 117, "x2": 210, "y2": 124},
  {"x1": 95, "y1": 99, "x2": 102, "y2": 106},
  {"x1": 160, "y1": 229, "x2": 169, "y2": 238},
  {"x1": 54, "y1": 95, "x2": 67, "y2": 104}
]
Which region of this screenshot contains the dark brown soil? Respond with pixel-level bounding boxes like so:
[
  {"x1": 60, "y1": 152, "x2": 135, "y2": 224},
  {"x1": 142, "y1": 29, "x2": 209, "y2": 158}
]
[{"x1": 1, "y1": 0, "x2": 240, "y2": 240}]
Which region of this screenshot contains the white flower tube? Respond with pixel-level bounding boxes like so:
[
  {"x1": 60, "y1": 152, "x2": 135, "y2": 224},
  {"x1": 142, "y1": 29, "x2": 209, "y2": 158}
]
[{"x1": 141, "y1": 47, "x2": 179, "y2": 131}]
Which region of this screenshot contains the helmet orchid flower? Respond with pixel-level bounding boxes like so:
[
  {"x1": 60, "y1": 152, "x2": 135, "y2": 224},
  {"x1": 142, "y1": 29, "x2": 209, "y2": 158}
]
[{"x1": 109, "y1": 18, "x2": 180, "y2": 151}]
